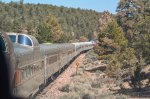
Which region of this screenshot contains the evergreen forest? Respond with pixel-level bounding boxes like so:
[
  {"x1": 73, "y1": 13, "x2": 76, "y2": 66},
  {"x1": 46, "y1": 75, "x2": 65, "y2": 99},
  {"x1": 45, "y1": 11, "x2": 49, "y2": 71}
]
[{"x1": 0, "y1": 1, "x2": 101, "y2": 43}]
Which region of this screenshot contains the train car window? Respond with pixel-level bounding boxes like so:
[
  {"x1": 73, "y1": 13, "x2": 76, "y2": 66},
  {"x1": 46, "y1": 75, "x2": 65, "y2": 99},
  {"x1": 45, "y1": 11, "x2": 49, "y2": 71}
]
[
  {"x1": 33, "y1": 64, "x2": 36, "y2": 73},
  {"x1": 25, "y1": 67, "x2": 28, "y2": 78},
  {"x1": 8, "y1": 35, "x2": 16, "y2": 43},
  {"x1": 31, "y1": 66, "x2": 33, "y2": 75},
  {"x1": 30, "y1": 66, "x2": 32, "y2": 75},
  {"x1": 21, "y1": 69, "x2": 25, "y2": 81},
  {"x1": 18, "y1": 35, "x2": 32, "y2": 46},
  {"x1": 37, "y1": 65, "x2": 39, "y2": 71},
  {"x1": 39, "y1": 63, "x2": 42, "y2": 71},
  {"x1": 36, "y1": 65, "x2": 40, "y2": 71},
  {"x1": 27, "y1": 66, "x2": 31, "y2": 77},
  {"x1": 35, "y1": 65, "x2": 38, "y2": 72},
  {"x1": 34, "y1": 66, "x2": 37, "y2": 73},
  {"x1": 48, "y1": 55, "x2": 57, "y2": 64},
  {"x1": 0, "y1": 34, "x2": 6, "y2": 52}
]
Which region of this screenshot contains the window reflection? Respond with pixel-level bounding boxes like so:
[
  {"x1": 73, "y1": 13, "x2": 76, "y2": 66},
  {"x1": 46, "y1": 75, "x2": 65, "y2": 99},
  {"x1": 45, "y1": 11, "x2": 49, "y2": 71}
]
[
  {"x1": 18, "y1": 35, "x2": 32, "y2": 46},
  {"x1": 9, "y1": 35, "x2": 16, "y2": 43}
]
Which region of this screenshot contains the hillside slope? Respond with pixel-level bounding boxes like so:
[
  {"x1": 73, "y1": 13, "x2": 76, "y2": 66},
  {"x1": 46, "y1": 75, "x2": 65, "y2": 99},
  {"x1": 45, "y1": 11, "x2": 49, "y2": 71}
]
[{"x1": 0, "y1": 2, "x2": 101, "y2": 41}]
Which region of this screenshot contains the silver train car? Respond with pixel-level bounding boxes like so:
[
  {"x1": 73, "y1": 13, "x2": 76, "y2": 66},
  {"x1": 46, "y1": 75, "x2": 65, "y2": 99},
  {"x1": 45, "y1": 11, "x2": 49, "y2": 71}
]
[{"x1": 2, "y1": 32, "x2": 93, "y2": 98}]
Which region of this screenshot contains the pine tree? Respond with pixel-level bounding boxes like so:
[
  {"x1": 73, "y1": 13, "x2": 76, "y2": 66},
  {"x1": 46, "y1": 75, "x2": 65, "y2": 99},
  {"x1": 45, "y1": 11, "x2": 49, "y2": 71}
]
[
  {"x1": 133, "y1": 16, "x2": 150, "y2": 64},
  {"x1": 131, "y1": 62, "x2": 143, "y2": 91},
  {"x1": 97, "y1": 11, "x2": 137, "y2": 76},
  {"x1": 116, "y1": 0, "x2": 150, "y2": 64},
  {"x1": 116, "y1": 0, "x2": 142, "y2": 44},
  {"x1": 98, "y1": 12, "x2": 128, "y2": 57},
  {"x1": 37, "y1": 15, "x2": 63, "y2": 43},
  {"x1": 0, "y1": 2, "x2": 101, "y2": 41}
]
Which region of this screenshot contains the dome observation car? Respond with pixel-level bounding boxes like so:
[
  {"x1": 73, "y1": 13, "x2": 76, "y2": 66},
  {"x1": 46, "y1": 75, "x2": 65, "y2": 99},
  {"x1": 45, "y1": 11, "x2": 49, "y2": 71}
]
[{"x1": 7, "y1": 33, "x2": 39, "y2": 47}]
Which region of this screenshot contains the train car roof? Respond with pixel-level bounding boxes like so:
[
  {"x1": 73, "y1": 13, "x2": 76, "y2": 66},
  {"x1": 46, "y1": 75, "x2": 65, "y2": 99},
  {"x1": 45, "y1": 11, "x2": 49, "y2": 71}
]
[
  {"x1": 72, "y1": 42, "x2": 91, "y2": 46},
  {"x1": 40, "y1": 43, "x2": 74, "y2": 55},
  {"x1": 13, "y1": 43, "x2": 33, "y2": 55}
]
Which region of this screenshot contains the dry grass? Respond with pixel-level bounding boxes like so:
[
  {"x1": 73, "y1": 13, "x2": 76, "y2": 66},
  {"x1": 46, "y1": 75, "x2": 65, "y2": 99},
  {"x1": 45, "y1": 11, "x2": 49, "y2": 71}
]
[
  {"x1": 59, "y1": 92, "x2": 80, "y2": 99},
  {"x1": 59, "y1": 50, "x2": 129, "y2": 99},
  {"x1": 58, "y1": 84, "x2": 70, "y2": 93}
]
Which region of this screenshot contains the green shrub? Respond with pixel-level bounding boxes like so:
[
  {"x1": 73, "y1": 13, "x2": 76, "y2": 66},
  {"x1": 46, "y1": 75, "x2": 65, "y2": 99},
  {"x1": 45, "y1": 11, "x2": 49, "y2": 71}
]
[
  {"x1": 91, "y1": 81, "x2": 101, "y2": 88},
  {"x1": 59, "y1": 93, "x2": 80, "y2": 99},
  {"x1": 59, "y1": 84, "x2": 70, "y2": 93},
  {"x1": 82, "y1": 93, "x2": 95, "y2": 99}
]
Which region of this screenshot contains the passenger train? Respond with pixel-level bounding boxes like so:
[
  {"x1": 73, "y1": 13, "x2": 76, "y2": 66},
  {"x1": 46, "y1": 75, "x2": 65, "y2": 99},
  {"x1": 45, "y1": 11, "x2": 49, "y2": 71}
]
[{"x1": 0, "y1": 32, "x2": 93, "y2": 98}]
